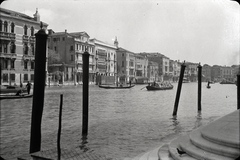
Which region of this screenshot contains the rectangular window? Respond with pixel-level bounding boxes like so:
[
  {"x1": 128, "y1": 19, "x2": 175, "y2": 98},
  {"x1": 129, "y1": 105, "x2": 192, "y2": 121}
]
[
  {"x1": 4, "y1": 59, "x2": 8, "y2": 69},
  {"x1": 31, "y1": 44, "x2": 34, "y2": 55},
  {"x1": 24, "y1": 74, "x2": 28, "y2": 82},
  {"x1": 10, "y1": 74, "x2": 15, "y2": 82},
  {"x1": 3, "y1": 74, "x2": 8, "y2": 82},
  {"x1": 31, "y1": 61, "x2": 34, "y2": 69},
  {"x1": 31, "y1": 74, "x2": 34, "y2": 81},
  {"x1": 71, "y1": 55, "x2": 74, "y2": 61},
  {"x1": 62, "y1": 37, "x2": 65, "y2": 41},
  {"x1": 54, "y1": 46, "x2": 57, "y2": 51},
  {"x1": 11, "y1": 60, "x2": 14, "y2": 69},
  {"x1": 3, "y1": 43, "x2": 7, "y2": 53},
  {"x1": 24, "y1": 61, "x2": 28, "y2": 69},
  {"x1": 70, "y1": 46, "x2": 73, "y2": 51},
  {"x1": 122, "y1": 53, "x2": 124, "y2": 57},
  {"x1": 122, "y1": 61, "x2": 124, "y2": 67}
]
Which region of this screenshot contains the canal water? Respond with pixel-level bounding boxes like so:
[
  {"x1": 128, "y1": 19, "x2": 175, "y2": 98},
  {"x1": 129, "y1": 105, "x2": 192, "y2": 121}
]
[{"x1": 0, "y1": 83, "x2": 237, "y2": 159}]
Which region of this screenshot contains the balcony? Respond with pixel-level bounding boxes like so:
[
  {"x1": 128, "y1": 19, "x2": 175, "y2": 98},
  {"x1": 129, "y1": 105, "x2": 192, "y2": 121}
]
[
  {"x1": 0, "y1": 32, "x2": 16, "y2": 41},
  {"x1": 0, "y1": 52, "x2": 17, "y2": 59},
  {"x1": 22, "y1": 35, "x2": 29, "y2": 43},
  {"x1": 29, "y1": 36, "x2": 35, "y2": 43},
  {"x1": 22, "y1": 54, "x2": 34, "y2": 60}
]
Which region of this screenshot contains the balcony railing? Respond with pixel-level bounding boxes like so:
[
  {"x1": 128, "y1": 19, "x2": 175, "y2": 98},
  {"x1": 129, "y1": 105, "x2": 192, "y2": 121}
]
[
  {"x1": 22, "y1": 35, "x2": 29, "y2": 42},
  {"x1": 29, "y1": 36, "x2": 35, "y2": 43},
  {"x1": 0, "y1": 52, "x2": 17, "y2": 58},
  {"x1": 0, "y1": 32, "x2": 16, "y2": 40}
]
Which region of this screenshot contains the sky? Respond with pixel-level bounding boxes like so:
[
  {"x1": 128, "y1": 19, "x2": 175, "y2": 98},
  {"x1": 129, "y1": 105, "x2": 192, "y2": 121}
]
[{"x1": 1, "y1": 0, "x2": 239, "y2": 66}]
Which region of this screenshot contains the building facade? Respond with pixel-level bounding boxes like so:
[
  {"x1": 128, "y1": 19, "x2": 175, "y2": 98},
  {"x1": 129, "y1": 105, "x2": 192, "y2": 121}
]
[
  {"x1": 0, "y1": 8, "x2": 48, "y2": 86},
  {"x1": 135, "y1": 54, "x2": 148, "y2": 84},
  {"x1": 202, "y1": 64, "x2": 212, "y2": 82},
  {"x1": 48, "y1": 30, "x2": 95, "y2": 85},
  {"x1": 147, "y1": 61, "x2": 158, "y2": 82},
  {"x1": 90, "y1": 38, "x2": 117, "y2": 85}
]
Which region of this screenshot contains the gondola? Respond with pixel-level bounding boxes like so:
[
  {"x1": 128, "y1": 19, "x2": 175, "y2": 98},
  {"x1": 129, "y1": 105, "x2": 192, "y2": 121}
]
[
  {"x1": 98, "y1": 84, "x2": 135, "y2": 89},
  {"x1": 0, "y1": 94, "x2": 33, "y2": 100},
  {"x1": 146, "y1": 85, "x2": 173, "y2": 91}
]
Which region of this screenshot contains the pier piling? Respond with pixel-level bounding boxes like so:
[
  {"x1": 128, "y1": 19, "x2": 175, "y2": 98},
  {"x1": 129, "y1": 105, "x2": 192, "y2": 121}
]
[
  {"x1": 30, "y1": 26, "x2": 48, "y2": 153},
  {"x1": 82, "y1": 51, "x2": 90, "y2": 136},
  {"x1": 237, "y1": 73, "x2": 240, "y2": 110},
  {"x1": 173, "y1": 61, "x2": 186, "y2": 116},
  {"x1": 197, "y1": 63, "x2": 202, "y2": 111},
  {"x1": 57, "y1": 94, "x2": 63, "y2": 160}
]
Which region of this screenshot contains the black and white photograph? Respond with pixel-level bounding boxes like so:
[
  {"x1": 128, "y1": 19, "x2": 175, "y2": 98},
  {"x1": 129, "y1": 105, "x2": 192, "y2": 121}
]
[{"x1": 0, "y1": 0, "x2": 239, "y2": 159}]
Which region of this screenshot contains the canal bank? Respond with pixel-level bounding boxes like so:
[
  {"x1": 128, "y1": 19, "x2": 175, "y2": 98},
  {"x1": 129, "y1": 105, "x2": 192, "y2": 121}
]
[{"x1": 135, "y1": 109, "x2": 240, "y2": 160}]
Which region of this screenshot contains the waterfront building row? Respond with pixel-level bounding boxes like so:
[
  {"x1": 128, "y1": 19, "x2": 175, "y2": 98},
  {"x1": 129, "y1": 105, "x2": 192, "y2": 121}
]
[{"x1": 0, "y1": 8, "x2": 239, "y2": 86}]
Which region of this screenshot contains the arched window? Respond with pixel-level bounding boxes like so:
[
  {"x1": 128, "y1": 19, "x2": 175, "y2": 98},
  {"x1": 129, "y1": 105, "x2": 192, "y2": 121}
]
[
  {"x1": 4, "y1": 21, "x2": 8, "y2": 32},
  {"x1": 24, "y1": 25, "x2": 28, "y2": 35},
  {"x1": 11, "y1": 22, "x2": 15, "y2": 33},
  {"x1": 31, "y1": 43, "x2": 34, "y2": 55},
  {"x1": 31, "y1": 26, "x2": 34, "y2": 36},
  {"x1": 24, "y1": 43, "x2": 28, "y2": 55},
  {"x1": 10, "y1": 42, "x2": 16, "y2": 53}
]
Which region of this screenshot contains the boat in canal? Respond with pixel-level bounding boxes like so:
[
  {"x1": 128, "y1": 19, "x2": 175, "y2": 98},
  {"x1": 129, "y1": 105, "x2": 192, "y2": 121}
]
[
  {"x1": 0, "y1": 94, "x2": 33, "y2": 100},
  {"x1": 0, "y1": 85, "x2": 27, "y2": 94},
  {"x1": 146, "y1": 82, "x2": 173, "y2": 91},
  {"x1": 220, "y1": 80, "x2": 236, "y2": 84},
  {"x1": 98, "y1": 84, "x2": 135, "y2": 89}
]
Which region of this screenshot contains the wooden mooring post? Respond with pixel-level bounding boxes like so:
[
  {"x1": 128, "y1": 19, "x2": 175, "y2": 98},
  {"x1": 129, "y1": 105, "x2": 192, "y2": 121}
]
[
  {"x1": 29, "y1": 26, "x2": 48, "y2": 153},
  {"x1": 172, "y1": 61, "x2": 186, "y2": 116},
  {"x1": 237, "y1": 73, "x2": 240, "y2": 110},
  {"x1": 57, "y1": 94, "x2": 63, "y2": 160},
  {"x1": 82, "y1": 51, "x2": 90, "y2": 136},
  {"x1": 197, "y1": 63, "x2": 202, "y2": 111}
]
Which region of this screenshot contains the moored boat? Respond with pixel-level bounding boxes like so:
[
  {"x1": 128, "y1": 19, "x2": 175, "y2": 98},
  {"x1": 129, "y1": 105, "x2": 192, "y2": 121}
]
[
  {"x1": 146, "y1": 82, "x2": 173, "y2": 91},
  {"x1": 0, "y1": 85, "x2": 27, "y2": 94},
  {"x1": 99, "y1": 84, "x2": 135, "y2": 89},
  {"x1": 0, "y1": 94, "x2": 33, "y2": 100}
]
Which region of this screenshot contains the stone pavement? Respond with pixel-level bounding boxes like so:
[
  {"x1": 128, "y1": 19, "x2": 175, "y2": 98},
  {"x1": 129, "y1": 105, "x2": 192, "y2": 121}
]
[
  {"x1": 18, "y1": 148, "x2": 108, "y2": 160},
  {"x1": 134, "y1": 109, "x2": 240, "y2": 160}
]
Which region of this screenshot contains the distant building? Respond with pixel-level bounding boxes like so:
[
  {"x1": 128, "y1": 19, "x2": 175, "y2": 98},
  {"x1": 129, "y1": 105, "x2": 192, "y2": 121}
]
[
  {"x1": 135, "y1": 54, "x2": 148, "y2": 84},
  {"x1": 0, "y1": 8, "x2": 48, "y2": 86},
  {"x1": 172, "y1": 60, "x2": 181, "y2": 82},
  {"x1": 147, "y1": 61, "x2": 158, "y2": 82},
  {"x1": 211, "y1": 65, "x2": 221, "y2": 82},
  {"x1": 48, "y1": 30, "x2": 95, "y2": 85},
  {"x1": 220, "y1": 66, "x2": 234, "y2": 82},
  {"x1": 90, "y1": 38, "x2": 117, "y2": 85},
  {"x1": 116, "y1": 47, "x2": 135, "y2": 84},
  {"x1": 185, "y1": 62, "x2": 198, "y2": 82},
  {"x1": 202, "y1": 64, "x2": 212, "y2": 82}
]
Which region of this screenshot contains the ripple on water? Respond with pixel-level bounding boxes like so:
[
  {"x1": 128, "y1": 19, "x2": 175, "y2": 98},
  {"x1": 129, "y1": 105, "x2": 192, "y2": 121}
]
[{"x1": 0, "y1": 83, "x2": 237, "y2": 159}]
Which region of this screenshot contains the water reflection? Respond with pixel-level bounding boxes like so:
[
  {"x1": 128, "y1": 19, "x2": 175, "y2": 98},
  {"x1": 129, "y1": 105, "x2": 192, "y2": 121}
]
[
  {"x1": 170, "y1": 116, "x2": 182, "y2": 134},
  {"x1": 194, "y1": 111, "x2": 202, "y2": 129},
  {"x1": 79, "y1": 135, "x2": 89, "y2": 152}
]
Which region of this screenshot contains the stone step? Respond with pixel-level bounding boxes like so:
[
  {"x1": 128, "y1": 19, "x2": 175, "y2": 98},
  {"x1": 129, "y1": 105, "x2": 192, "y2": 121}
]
[
  {"x1": 168, "y1": 135, "x2": 197, "y2": 160},
  {"x1": 157, "y1": 144, "x2": 175, "y2": 160},
  {"x1": 179, "y1": 134, "x2": 234, "y2": 160},
  {"x1": 189, "y1": 129, "x2": 240, "y2": 158},
  {"x1": 132, "y1": 147, "x2": 160, "y2": 160},
  {"x1": 200, "y1": 111, "x2": 240, "y2": 149}
]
